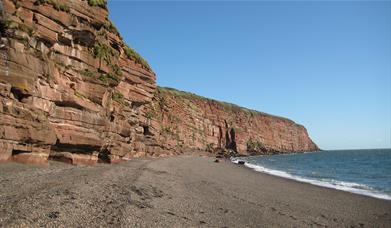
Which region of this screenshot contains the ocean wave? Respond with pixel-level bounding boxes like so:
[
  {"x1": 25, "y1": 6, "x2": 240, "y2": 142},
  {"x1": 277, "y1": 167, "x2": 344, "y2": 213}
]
[{"x1": 231, "y1": 158, "x2": 391, "y2": 201}]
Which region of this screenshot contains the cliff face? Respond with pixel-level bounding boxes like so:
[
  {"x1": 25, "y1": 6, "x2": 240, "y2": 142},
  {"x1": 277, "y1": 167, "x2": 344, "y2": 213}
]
[
  {"x1": 142, "y1": 87, "x2": 319, "y2": 156},
  {"x1": 0, "y1": 0, "x2": 156, "y2": 165},
  {"x1": 0, "y1": 0, "x2": 318, "y2": 165}
]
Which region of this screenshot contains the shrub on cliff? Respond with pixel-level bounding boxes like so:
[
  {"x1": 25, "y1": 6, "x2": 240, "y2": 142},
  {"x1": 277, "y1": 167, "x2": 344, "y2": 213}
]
[
  {"x1": 81, "y1": 69, "x2": 95, "y2": 78},
  {"x1": 98, "y1": 72, "x2": 120, "y2": 84},
  {"x1": 145, "y1": 112, "x2": 155, "y2": 120},
  {"x1": 112, "y1": 91, "x2": 124, "y2": 103},
  {"x1": 103, "y1": 20, "x2": 119, "y2": 35},
  {"x1": 247, "y1": 138, "x2": 265, "y2": 153},
  {"x1": 111, "y1": 64, "x2": 122, "y2": 77},
  {"x1": 34, "y1": 0, "x2": 70, "y2": 12},
  {"x1": 93, "y1": 43, "x2": 111, "y2": 62},
  {"x1": 88, "y1": 0, "x2": 107, "y2": 9},
  {"x1": 124, "y1": 45, "x2": 151, "y2": 71},
  {"x1": 206, "y1": 143, "x2": 215, "y2": 152}
]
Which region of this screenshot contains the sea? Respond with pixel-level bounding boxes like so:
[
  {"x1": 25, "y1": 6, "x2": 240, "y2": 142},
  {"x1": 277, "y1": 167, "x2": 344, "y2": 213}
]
[{"x1": 231, "y1": 149, "x2": 391, "y2": 200}]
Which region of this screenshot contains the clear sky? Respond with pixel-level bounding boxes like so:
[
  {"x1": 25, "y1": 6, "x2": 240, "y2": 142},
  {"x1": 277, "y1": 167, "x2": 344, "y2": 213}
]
[{"x1": 108, "y1": 1, "x2": 391, "y2": 150}]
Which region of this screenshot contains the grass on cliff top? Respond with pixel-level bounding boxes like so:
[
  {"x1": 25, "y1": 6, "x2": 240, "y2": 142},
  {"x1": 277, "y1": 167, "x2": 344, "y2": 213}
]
[
  {"x1": 88, "y1": 0, "x2": 107, "y2": 9},
  {"x1": 124, "y1": 45, "x2": 152, "y2": 71},
  {"x1": 158, "y1": 86, "x2": 294, "y2": 122},
  {"x1": 103, "y1": 20, "x2": 119, "y2": 35}
]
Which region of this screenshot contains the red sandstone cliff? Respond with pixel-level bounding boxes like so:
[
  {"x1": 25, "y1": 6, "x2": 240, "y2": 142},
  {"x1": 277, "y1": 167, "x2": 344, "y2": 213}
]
[
  {"x1": 0, "y1": 0, "x2": 156, "y2": 165},
  {"x1": 0, "y1": 0, "x2": 319, "y2": 165},
  {"x1": 141, "y1": 87, "x2": 319, "y2": 156}
]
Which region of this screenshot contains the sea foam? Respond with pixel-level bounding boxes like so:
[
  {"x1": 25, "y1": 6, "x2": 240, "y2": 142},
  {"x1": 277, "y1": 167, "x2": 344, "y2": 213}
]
[{"x1": 231, "y1": 158, "x2": 391, "y2": 201}]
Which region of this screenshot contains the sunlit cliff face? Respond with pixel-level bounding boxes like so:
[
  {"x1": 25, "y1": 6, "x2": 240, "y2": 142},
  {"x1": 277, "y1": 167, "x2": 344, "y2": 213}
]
[{"x1": 0, "y1": 0, "x2": 318, "y2": 166}]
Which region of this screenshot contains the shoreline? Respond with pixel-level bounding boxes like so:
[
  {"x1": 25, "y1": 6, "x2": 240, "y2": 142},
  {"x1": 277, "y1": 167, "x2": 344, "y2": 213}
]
[
  {"x1": 230, "y1": 157, "x2": 391, "y2": 201},
  {"x1": 1, "y1": 155, "x2": 390, "y2": 227}
]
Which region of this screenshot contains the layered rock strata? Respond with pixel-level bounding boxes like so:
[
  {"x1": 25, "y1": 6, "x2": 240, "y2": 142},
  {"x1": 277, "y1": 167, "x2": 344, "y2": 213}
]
[
  {"x1": 0, "y1": 0, "x2": 155, "y2": 165},
  {"x1": 142, "y1": 87, "x2": 319, "y2": 156},
  {"x1": 0, "y1": 0, "x2": 319, "y2": 165}
]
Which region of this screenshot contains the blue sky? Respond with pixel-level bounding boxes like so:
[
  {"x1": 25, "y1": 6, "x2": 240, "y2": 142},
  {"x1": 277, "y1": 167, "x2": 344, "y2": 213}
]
[{"x1": 108, "y1": 1, "x2": 391, "y2": 150}]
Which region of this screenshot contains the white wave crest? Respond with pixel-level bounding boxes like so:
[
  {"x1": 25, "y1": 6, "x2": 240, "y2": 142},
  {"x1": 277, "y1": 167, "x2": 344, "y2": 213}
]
[{"x1": 231, "y1": 158, "x2": 391, "y2": 201}]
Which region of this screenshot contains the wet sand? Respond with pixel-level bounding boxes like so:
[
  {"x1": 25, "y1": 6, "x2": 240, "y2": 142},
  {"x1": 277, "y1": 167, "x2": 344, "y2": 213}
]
[{"x1": 0, "y1": 156, "x2": 390, "y2": 227}]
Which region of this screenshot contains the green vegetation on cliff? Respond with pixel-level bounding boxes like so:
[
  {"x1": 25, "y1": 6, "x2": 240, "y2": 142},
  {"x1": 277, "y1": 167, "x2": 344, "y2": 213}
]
[
  {"x1": 158, "y1": 87, "x2": 293, "y2": 122},
  {"x1": 0, "y1": 19, "x2": 33, "y2": 37},
  {"x1": 124, "y1": 45, "x2": 151, "y2": 71},
  {"x1": 93, "y1": 43, "x2": 115, "y2": 64},
  {"x1": 87, "y1": 0, "x2": 107, "y2": 9},
  {"x1": 158, "y1": 87, "x2": 259, "y2": 115},
  {"x1": 34, "y1": 0, "x2": 70, "y2": 12},
  {"x1": 112, "y1": 91, "x2": 124, "y2": 101},
  {"x1": 246, "y1": 138, "x2": 266, "y2": 153},
  {"x1": 80, "y1": 69, "x2": 95, "y2": 78},
  {"x1": 103, "y1": 20, "x2": 119, "y2": 34}
]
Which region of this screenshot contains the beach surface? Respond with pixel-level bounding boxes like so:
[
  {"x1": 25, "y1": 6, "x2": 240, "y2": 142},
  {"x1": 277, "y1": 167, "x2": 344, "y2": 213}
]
[{"x1": 0, "y1": 156, "x2": 390, "y2": 227}]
